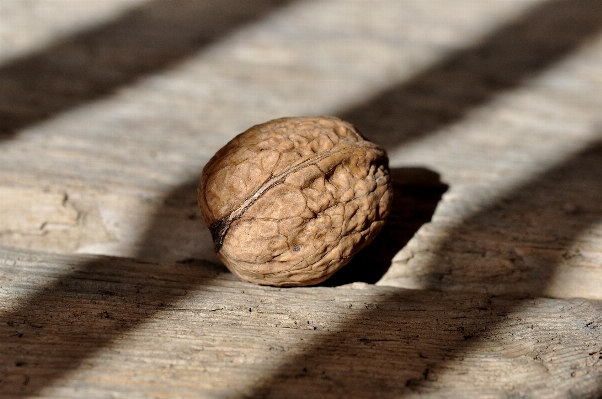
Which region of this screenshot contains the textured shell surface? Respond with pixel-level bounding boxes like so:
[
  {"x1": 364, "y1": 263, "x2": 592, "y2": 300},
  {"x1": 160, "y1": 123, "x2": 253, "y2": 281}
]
[{"x1": 198, "y1": 116, "x2": 392, "y2": 286}]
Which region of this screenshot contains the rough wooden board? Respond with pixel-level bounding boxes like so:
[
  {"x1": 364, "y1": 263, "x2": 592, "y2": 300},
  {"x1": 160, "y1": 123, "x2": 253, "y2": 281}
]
[
  {"x1": 0, "y1": 180, "x2": 219, "y2": 263},
  {"x1": 1, "y1": 249, "x2": 601, "y2": 399},
  {"x1": 2, "y1": 0, "x2": 602, "y2": 301},
  {"x1": 381, "y1": 138, "x2": 602, "y2": 299},
  {"x1": 1, "y1": 1, "x2": 602, "y2": 397}
]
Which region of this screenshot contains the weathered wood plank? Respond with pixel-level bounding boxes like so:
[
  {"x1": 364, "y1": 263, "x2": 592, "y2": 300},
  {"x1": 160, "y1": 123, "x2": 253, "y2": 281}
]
[
  {"x1": 2, "y1": 0, "x2": 602, "y2": 300},
  {"x1": 2, "y1": 1, "x2": 602, "y2": 397},
  {"x1": 1, "y1": 249, "x2": 601, "y2": 398},
  {"x1": 381, "y1": 138, "x2": 602, "y2": 300}
]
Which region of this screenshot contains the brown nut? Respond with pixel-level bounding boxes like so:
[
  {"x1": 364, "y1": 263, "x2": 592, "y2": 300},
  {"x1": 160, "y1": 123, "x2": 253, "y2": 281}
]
[{"x1": 198, "y1": 116, "x2": 392, "y2": 286}]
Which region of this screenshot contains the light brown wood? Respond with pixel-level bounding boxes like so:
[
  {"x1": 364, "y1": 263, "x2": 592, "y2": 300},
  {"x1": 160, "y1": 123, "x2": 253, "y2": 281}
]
[
  {"x1": 1, "y1": 249, "x2": 601, "y2": 398},
  {"x1": 2, "y1": 0, "x2": 602, "y2": 397}
]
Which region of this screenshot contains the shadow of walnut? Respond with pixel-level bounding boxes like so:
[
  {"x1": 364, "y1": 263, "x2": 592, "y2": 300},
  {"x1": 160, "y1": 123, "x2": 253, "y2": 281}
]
[{"x1": 323, "y1": 167, "x2": 448, "y2": 286}]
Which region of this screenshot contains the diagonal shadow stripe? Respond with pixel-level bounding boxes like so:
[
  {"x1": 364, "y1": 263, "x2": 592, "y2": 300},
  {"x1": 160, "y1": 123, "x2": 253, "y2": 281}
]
[
  {"x1": 245, "y1": 0, "x2": 602, "y2": 395},
  {"x1": 2, "y1": 0, "x2": 602, "y2": 397},
  {"x1": 341, "y1": 0, "x2": 602, "y2": 149},
  {"x1": 0, "y1": 168, "x2": 443, "y2": 397},
  {"x1": 0, "y1": 179, "x2": 224, "y2": 398},
  {"x1": 0, "y1": 0, "x2": 298, "y2": 395},
  {"x1": 246, "y1": 138, "x2": 602, "y2": 398},
  {"x1": 0, "y1": 250, "x2": 220, "y2": 398},
  {"x1": 0, "y1": 0, "x2": 295, "y2": 138}
]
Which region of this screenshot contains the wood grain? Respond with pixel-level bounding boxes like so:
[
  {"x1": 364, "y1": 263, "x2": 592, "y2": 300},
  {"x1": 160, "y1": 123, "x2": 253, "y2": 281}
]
[
  {"x1": 1, "y1": 249, "x2": 601, "y2": 398},
  {"x1": 2, "y1": 0, "x2": 602, "y2": 397}
]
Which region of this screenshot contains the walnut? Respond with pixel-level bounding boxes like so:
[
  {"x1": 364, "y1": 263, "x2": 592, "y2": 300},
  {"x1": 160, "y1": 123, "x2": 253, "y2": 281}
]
[{"x1": 198, "y1": 116, "x2": 392, "y2": 286}]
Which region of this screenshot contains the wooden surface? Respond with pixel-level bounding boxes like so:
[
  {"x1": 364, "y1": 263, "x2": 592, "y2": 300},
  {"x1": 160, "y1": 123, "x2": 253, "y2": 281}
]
[{"x1": 1, "y1": 0, "x2": 602, "y2": 397}]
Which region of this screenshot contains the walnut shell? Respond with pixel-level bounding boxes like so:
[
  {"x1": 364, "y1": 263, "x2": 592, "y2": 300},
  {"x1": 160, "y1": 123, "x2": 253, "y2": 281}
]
[{"x1": 198, "y1": 116, "x2": 392, "y2": 286}]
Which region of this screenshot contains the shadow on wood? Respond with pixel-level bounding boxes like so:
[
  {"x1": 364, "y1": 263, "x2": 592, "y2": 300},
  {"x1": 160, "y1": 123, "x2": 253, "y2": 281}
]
[
  {"x1": 246, "y1": 138, "x2": 602, "y2": 398},
  {"x1": 0, "y1": 0, "x2": 296, "y2": 138},
  {"x1": 341, "y1": 0, "x2": 602, "y2": 150},
  {"x1": 0, "y1": 2, "x2": 295, "y2": 390},
  {"x1": 408, "y1": 140, "x2": 602, "y2": 296},
  {"x1": 2, "y1": 0, "x2": 602, "y2": 397},
  {"x1": 0, "y1": 176, "x2": 226, "y2": 398},
  {"x1": 322, "y1": 167, "x2": 448, "y2": 286},
  {"x1": 245, "y1": 0, "x2": 602, "y2": 395}
]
